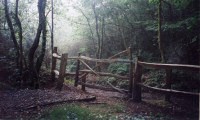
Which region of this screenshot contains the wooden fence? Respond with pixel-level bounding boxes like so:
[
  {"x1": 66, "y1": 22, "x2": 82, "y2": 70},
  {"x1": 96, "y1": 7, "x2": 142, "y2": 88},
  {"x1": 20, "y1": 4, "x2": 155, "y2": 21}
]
[
  {"x1": 133, "y1": 58, "x2": 200, "y2": 102},
  {"x1": 51, "y1": 47, "x2": 200, "y2": 101}
]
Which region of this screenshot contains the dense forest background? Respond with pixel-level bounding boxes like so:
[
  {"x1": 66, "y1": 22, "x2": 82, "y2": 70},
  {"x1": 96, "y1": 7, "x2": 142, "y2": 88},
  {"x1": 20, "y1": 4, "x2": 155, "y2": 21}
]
[{"x1": 0, "y1": 0, "x2": 199, "y2": 89}]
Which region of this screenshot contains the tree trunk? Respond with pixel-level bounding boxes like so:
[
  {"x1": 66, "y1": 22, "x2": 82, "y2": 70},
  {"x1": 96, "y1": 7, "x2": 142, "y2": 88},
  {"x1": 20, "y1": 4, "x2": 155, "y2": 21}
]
[
  {"x1": 117, "y1": 18, "x2": 127, "y2": 50},
  {"x1": 15, "y1": 0, "x2": 24, "y2": 86},
  {"x1": 92, "y1": 3, "x2": 101, "y2": 59},
  {"x1": 28, "y1": 0, "x2": 46, "y2": 88},
  {"x1": 36, "y1": 18, "x2": 47, "y2": 73},
  {"x1": 92, "y1": 2, "x2": 102, "y2": 71},
  {"x1": 4, "y1": 0, "x2": 20, "y2": 65},
  {"x1": 51, "y1": 0, "x2": 54, "y2": 54},
  {"x1": 35, "y1": 21, "x2": 47, "y2": 89},
  {"x1": 99, "y1": 16, "x2": 105, "y2": 59},
  {"x1": 158, "y1": 0, "x2": 165, "y2": 63}
]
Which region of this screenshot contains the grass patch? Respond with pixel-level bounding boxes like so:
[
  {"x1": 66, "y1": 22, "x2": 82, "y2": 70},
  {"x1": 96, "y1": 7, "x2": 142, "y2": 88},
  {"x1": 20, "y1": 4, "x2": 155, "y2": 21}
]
[
  {"x1": 41, "y1": 104, "x2": 93, "y2": 120},
  {"x1": 40, "y1": 103, "x2": 126, "y2": 120},
  {"x1": 40, "y1": 103, "x2": 177, "y2": 120}
]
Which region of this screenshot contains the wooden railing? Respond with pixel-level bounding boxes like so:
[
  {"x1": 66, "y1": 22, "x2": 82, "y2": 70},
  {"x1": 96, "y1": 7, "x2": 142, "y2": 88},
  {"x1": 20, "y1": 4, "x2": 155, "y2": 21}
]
[
  {"x1": 51, "y1": 47, "x2": 199, "y2": 101},
  {"x1": 133, "y1": 58, "x2": 200, "y2": 102}
]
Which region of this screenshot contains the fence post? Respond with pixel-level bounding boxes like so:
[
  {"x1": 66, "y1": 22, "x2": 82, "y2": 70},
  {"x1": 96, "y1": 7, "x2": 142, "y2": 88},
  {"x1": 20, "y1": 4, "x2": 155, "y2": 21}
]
[
  {"x1": 165, "y1": 68, "x2": 172, "y2": 101},
  {"x1": 82, "y1": 74, "x2": 86, "y2": 91},
  {"x1": 74, "y1": 53, "x2": 81, "y2": 87},
  {"x1": 56, "y1": 53, "x2": 68, "y2": 91},
  {"x1": 51, "y1": 47, "x2": 57, "y2": 81},
  {"x1": 133, "y1": 57, "x2": 142, "y2": 102},
  {"x1": 129, "y1": 47, "x2": 133, "y2": 98}
]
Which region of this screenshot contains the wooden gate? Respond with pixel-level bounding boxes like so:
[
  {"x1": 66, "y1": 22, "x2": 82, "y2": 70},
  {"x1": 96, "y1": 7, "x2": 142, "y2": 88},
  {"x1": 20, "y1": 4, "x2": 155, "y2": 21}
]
[{"x1": 51, "y1": 47, "x2": 134, "y2": 97}]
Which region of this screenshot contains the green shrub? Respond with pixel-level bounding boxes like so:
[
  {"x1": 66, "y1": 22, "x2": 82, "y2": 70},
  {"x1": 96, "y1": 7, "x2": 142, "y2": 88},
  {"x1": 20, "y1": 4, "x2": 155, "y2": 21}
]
[
  {"x1": 143, "y1": 70, "x2": 165, "y2": 88},
  {"x1": 108, "y1": 63, "x2": 128, "y2": 75}
]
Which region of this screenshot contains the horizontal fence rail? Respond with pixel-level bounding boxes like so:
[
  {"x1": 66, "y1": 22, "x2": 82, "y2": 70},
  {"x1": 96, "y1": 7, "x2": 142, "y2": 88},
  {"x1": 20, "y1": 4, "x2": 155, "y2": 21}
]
[
  {"x1": 79, "y1": 56, "x2": 132, "y2": 63},
  {"x1": 79, "y1": 70, "x2": 129, "y2": 80},
  {"x1": 138, "y1": 61, "x2": 200, "y2": 70},
  {"x1": 138, "y1": 83, "x2": 199, "y2": 98}
]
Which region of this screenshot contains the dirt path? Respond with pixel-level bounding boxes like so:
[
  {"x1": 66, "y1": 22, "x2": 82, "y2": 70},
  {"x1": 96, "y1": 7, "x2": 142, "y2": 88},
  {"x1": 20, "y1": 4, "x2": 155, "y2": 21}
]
[
  {"x1": 84, "y1": 87, "x2": 199, "y2": 120},
  {"x1": 0, "y1": 83, "x2": 199, "y2": 119},
  {"x1": 0, "y1": 85, "x2": 95, "y2": 119}
]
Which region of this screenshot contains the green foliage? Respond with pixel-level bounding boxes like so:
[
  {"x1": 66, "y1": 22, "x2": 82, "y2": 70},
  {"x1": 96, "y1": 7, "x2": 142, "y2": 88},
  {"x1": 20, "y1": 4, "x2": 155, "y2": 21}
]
[
  {"x1": 108, "y1": 63, "x2": 128, "y2": 75},
  {"x1": 143, "y1": 70, "x2": 165, "y2": 88},
  {"x1": 163, "y1": 16, "x2": 199, "y2": 31},
  {"x1": 144, "y1": 16, "x2": 199, "y2": 32}
]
